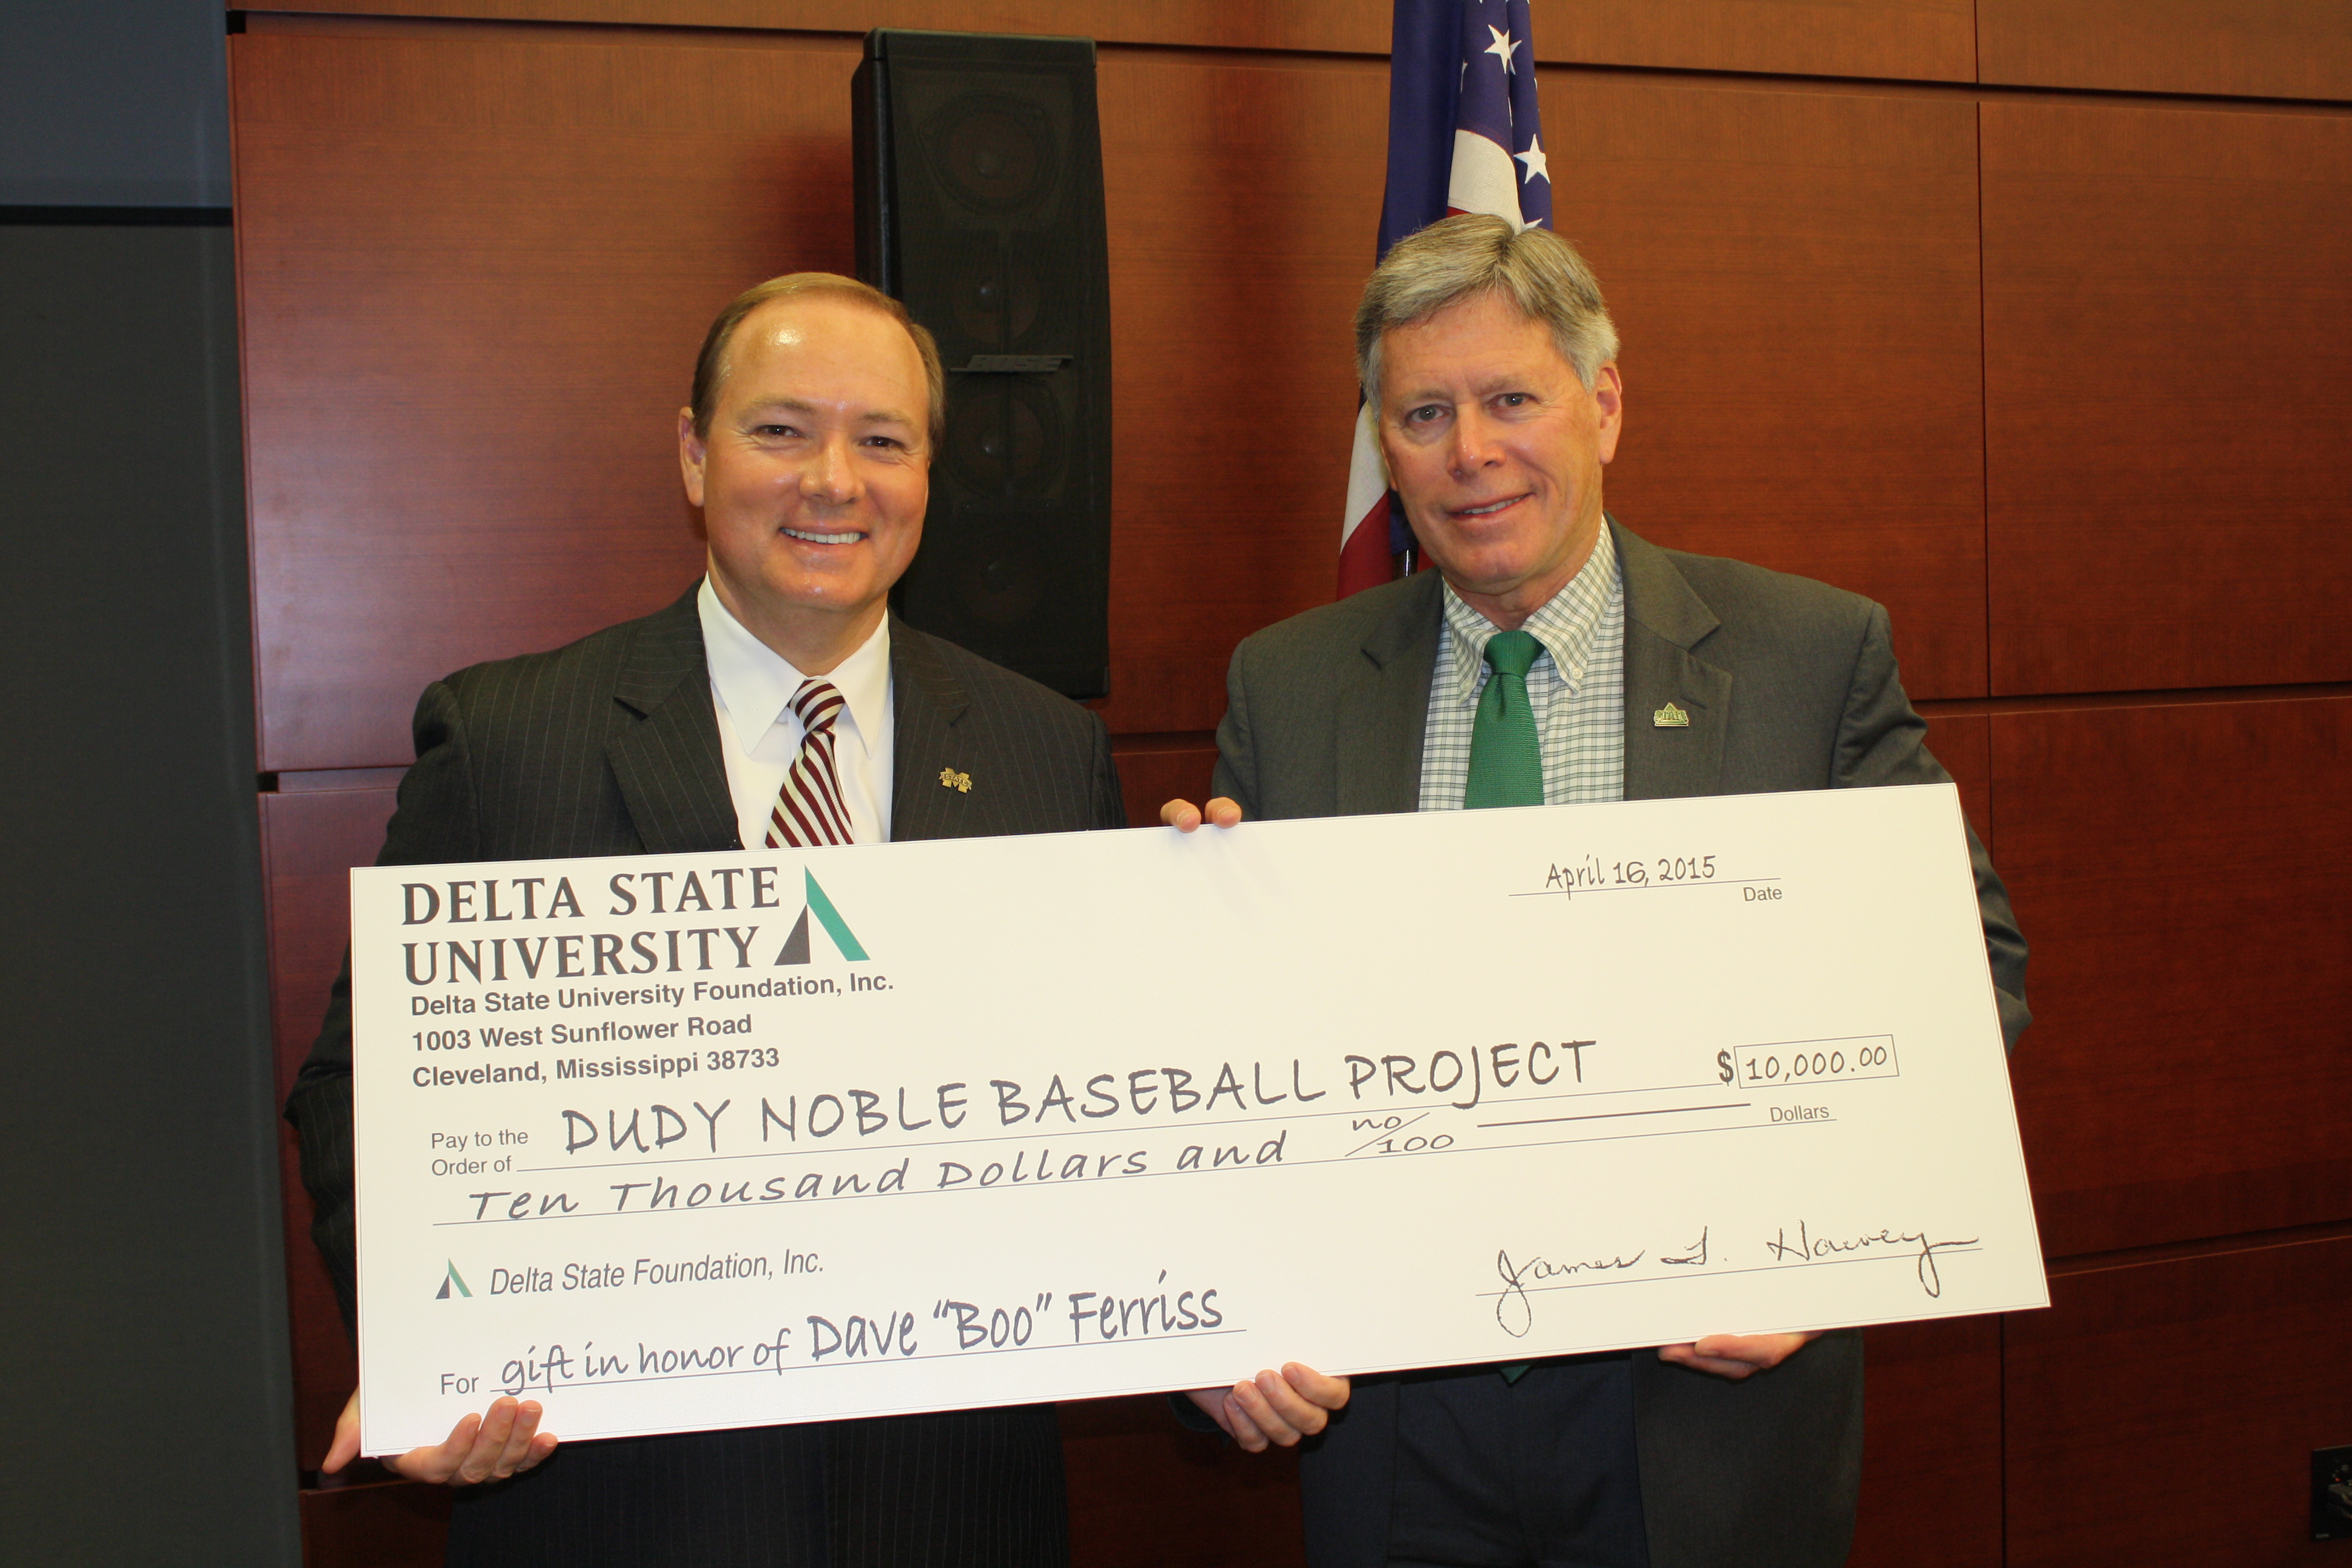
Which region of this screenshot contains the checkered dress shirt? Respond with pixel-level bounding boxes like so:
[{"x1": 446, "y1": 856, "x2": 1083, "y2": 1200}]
[{"x1": 1417, "y1": 523, "x2": 1625, "y2": 812}]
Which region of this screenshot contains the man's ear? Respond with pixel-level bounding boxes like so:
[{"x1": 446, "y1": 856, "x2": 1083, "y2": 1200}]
[
  {"x1": 1592, "y1": 363, "x2": 1624, "y2": 465},
  {"x1": 678, "y1": 407, "x2": 708, "y2": 507}
]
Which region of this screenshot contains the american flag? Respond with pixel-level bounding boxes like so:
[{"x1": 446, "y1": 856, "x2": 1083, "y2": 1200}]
[{"x1": 1338, "y1": 0, "x2": 1554, "y2": 596}]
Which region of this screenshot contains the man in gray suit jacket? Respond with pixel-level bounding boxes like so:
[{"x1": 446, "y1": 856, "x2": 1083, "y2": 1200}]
[
  {"x1": 1166, "y1": 217, "x2": 2027, "y2": 1567},
  {"x1": 287, "y1": 272, "x2": 1122, "y2": 1566}
]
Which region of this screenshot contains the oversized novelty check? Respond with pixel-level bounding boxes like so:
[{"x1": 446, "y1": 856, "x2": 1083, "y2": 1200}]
[{"x1": 351, "y1": 783, "x2": 2045, "y2": 1454}]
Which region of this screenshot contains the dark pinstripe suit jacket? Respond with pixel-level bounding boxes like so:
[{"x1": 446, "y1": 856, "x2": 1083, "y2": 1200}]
[
  {"x1": 286, "y1": 587, "x2": 1125, "y2": 1568},
  {"x1": 1208, "y1": 520, "x2": 2029, "y2": 1568}
]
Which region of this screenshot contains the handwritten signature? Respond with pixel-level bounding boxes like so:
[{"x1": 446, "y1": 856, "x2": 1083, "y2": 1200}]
[
  {"x1": 1489, "y1": 1220, "x2": 1975, "y2": 1337},
  {"x1": 1492, "y1": 1245, "x2": 1662, "y2": 1337},
  {"x1": 1763, "y1": 1221, "x2": 1975, "y2": 1298}
]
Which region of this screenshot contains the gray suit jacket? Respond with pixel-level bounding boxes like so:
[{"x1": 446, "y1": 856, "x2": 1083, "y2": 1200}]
[
  {"x1": 1210, "y1": 520, "x2": 2028, "y2": 1568},
  {"x1": 284, "y1": 587, "x2": 1124, "y2": 1568}
]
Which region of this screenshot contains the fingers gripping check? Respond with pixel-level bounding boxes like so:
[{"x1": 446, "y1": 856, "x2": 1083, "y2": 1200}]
[
  {"x1": 1160, "y1": 797, "x2": 1245, "y2": 832},
  {"x1": 1656, "y1": 1330, "x2": 1821, "y2": 1382},
  {"x1": 1187, "y1": 1364, "x2": 1351, "y2": 1453},
  {"x1": 324, "y1": 1389, "x2": 558, "y2": 1486}
]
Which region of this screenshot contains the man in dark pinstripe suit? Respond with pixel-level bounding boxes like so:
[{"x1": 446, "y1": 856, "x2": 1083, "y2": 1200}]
[{"x1": 287, "y1": 273, "x2": 1124, "y2": 1566}]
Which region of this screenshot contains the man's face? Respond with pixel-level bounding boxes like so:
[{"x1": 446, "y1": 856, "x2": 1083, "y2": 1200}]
[
  {"x1": 679, "y1": 294, "x2": 931, "y2": 667},
  {"x1": 1376, "y1": 289, "x2": 1622, "y2": 624}
]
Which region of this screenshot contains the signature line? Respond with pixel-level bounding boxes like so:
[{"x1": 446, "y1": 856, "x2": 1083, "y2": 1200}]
[
  {"x1": 1479, "y1": 1102, "x2": 1749, "y2": 1129},
  {"x1": 1511, "y1": 879, "x2": 1780, "y2": 898}
]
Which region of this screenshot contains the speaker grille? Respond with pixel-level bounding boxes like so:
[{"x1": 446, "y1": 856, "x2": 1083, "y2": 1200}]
[
  {"x1": 924, "y1": 93, "x2": 1059, "y2": 214},
  {"x1": 854, "y1": 31, "x2": 1111, "y2": 699}
]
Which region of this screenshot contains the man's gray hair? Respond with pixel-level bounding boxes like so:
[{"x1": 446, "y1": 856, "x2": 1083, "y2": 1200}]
[{"x1": 1354, "y1": 214, "x2": 1619, "y2": 404}]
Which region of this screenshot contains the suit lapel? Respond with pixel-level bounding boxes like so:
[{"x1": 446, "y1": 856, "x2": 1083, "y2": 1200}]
[
  {"x1": 887, "y1": 619, "x2": 970, "y2": 843},
  {"x1": 1336, "y1": 572, "x2": 1443, "y2": 816},
  {"x1": 1615, "y1": 520, "x2": 1731, "y2": 801},
  {"x1": 607, "y1": 589, "x2": 741, "y2": 854}
]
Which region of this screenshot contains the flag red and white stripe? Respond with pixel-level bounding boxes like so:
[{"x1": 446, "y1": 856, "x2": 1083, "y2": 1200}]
[{"x1": 1339, "y1": 0, "x2": 1553, "y2": 596}]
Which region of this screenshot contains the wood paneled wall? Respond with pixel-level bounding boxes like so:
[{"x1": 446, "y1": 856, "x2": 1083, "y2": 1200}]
[
  {"x1": 230, "y1": 2, "x2": 2352, "y2": 1563},
  {"x1": 2006, "y1": 1228, "x2": 2352, "y2": 1566},
  {"x1": 1982, "y1": 101, "x2": 2352, "y2": 696}
]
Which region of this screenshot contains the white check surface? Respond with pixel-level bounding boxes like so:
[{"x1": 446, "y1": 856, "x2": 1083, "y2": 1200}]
[{"x1": 351, "y1": 783, "x2": 2045, "y2": 1454}]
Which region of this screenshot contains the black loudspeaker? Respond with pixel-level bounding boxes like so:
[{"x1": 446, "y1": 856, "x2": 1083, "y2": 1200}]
[{"x1": 854, "y1": 28, "x2": 1112, "y2": 699}]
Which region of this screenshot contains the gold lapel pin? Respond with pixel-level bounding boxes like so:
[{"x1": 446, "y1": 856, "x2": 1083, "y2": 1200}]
[
  {"x1": 938, "y1": 767, "x2": 972, "y2": 793},
  {"x1": 1653, "y1": 701, "x2": 1691, "y2": 728}
]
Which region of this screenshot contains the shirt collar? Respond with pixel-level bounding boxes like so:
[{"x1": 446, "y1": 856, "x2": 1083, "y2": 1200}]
[
  {"x1": 696, "y1": 577, "x2": 893, "y2": 757},
  {"x1": 1440, "y1": 523, "x2": 1621, "y2": 706}
]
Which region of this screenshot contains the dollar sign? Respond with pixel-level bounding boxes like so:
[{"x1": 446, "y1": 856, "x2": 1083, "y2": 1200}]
[{"x1": 1717, "y1": 1050, "x2": 1734, "y2": 1085}]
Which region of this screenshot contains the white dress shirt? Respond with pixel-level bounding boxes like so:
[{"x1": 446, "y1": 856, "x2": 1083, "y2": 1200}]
[{"x1": 696, "y1": 577, "x2": 895, "y2": 848}]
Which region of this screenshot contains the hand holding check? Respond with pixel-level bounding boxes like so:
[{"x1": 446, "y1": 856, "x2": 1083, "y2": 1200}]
[{"x1": 324, "y1": 1388, "x2": 557, "y2": 1485}]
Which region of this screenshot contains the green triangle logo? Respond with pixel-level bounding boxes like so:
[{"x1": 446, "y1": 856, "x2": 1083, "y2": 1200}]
[
  {"x1": 773, "y1": 871, "x2": 867, "y2": 964},
  {"x1": 436, "y1": 1261, "x2": 472, "y2": 1300}
]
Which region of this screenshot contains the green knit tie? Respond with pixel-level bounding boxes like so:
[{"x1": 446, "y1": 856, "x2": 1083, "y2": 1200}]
[
  {"x1": 1463, "y1": 629, "x2": 1544, "y2": 810},
  {"x1": 1466, "y1": 628, "x2": 1545, "y2": 1385}
]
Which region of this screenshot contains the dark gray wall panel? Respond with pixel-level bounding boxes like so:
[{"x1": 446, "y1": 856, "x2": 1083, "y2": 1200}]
[
  {"x1": 0, "y1": 0, "x2": 230, "y2": 207},
  {"x1": 0, "y1": 219, "x2": 298, "y2": 1566}
]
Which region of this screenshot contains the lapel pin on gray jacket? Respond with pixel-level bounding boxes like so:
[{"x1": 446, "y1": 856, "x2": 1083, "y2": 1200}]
[
  {"x1": 938, "y1": 767, "x2": 973, "y2": 794},
  {"x1": 1653, "y1": 701, "x2": 1691, "y2": 728}
]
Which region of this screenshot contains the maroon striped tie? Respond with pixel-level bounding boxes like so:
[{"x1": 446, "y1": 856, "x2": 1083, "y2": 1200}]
[{"x1": 765, "y1": 679, "x2": 854, "y2": 848}]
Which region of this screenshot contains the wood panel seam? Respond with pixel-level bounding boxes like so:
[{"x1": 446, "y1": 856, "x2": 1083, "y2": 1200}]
[
  {"x1": 235, "y1": 11, "x2": 2352, "y2": 114},
  {"x1": 2043, "y1": 1217, "x2": 2352, "y2": 1278},
  {"x1": 1921, "y1": 682, "x2": 2352, "y2": 717}
]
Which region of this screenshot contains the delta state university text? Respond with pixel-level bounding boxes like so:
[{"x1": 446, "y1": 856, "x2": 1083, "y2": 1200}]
[{"x1": 389, "y1": 865, "x2": 874, "y2": 990}]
